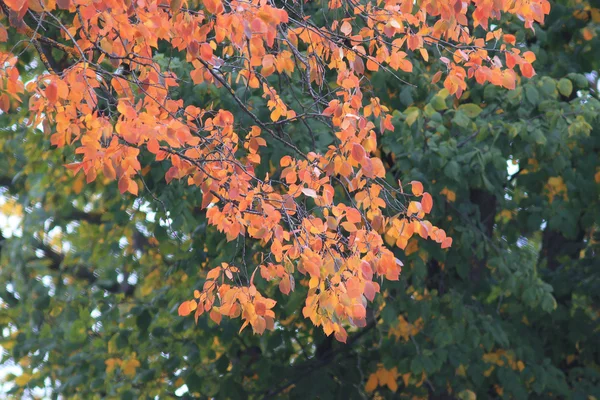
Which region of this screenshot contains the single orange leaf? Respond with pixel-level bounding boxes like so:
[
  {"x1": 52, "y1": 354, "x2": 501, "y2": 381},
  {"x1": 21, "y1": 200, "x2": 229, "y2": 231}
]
[
  {"x1": 421, "y1": 192, "x2": 433, "y2": 213},
  {"x1": 46, "y1": 81, "x2": 58, "y2": 104},
  {"x1": 411, "y1": 181, "x2": 424, "y2": 196}
]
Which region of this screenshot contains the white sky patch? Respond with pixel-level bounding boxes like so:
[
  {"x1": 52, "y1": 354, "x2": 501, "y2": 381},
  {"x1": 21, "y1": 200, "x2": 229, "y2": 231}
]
[
  {"x1": 507, "y1": 158, "x2": 519, "y2": 178},
  {"x1": 175, "y1": 384, "x2": 189, "y2": 397},
  {"x1": 0, "y1": 193, "x2": 23, "y2": 238}
]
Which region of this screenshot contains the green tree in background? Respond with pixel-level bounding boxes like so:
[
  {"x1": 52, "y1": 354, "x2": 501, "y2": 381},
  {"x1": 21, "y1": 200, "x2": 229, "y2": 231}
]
[{"x1": 1, "y1": 0, "x2": 599, "y2": 399}]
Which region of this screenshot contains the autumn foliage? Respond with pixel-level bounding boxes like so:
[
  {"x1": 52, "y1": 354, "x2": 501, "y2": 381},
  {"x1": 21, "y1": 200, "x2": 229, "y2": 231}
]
[{"x1": 1, "y1": 0, "x2": 549, "y2": 341}]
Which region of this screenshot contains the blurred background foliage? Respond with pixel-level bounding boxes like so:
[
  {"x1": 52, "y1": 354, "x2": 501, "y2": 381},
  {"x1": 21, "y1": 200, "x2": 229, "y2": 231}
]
[{"x1": 1, "y1": 0, "x2": 599, "y2": 398}]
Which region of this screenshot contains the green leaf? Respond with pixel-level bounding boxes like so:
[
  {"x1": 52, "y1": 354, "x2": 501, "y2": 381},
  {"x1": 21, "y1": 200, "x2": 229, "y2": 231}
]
[
  {"x1": 557, "y1": 78, "x2": 573, "y2": 97},
  {"x1": 405, "y1": 107, "x2": 420, "y2": 126},
  {"x1": 431, "y1": 95, "x2": 448, "y2": 111},
  {"x1": 525, "y1": 85, "x2": 540, "y2": 106},
  {"x1": 444, "y1": 160, "x2": 460, "y2": 180},
  {"x1": 453, "y1": 111, "x2": 471, "y2": 128},
  {"x1": 541, "y1": 294, "x2": 557, "y2": 313},
  {"x1": 458, "y1": 103, "x2": 482, "y2": 118}
]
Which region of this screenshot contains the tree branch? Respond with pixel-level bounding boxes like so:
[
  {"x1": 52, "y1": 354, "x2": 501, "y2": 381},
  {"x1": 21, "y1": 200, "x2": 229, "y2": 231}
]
[{"x1": 263, "y1": 318, "x2": 378, "y2": 398}]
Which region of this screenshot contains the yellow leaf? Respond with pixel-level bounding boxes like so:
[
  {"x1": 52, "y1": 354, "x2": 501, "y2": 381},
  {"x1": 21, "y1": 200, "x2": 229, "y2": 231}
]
[
  {"x1": 498, "y1": 209, "x2": 513, "y2": 221},
  {"x1": 122, "y1": 356, "x2": 140, "y2": 377},
  {"x1": 546, "y1": 176, "x2": 568, "y2": 203},
  {"x1": 105, "y1": 358, "x2": 122, "y2": 374},
  {"x1": 73, "y1": 175, "x2": 84, "y2": 194},
  {"x1": 108, "y1": 336, "x2": 117, "y2": 354},
  {"x1": 458, "y1": 389, "x2": 477, "y2": 400},
  {"x1": 404, "y1": 239, "x2": 419, "y2": 256},
  {"x1": 404, "y1": 107, "x2": 420, "y2": 126},
  {"x1": 15, "y1": 372, "x2": 32, "y2": 386}
]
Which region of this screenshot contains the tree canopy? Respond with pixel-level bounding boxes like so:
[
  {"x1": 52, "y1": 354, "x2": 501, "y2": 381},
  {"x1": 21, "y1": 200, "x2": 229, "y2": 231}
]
[{"x1": 1, "y1": 0, "x2": 599, "y2": 398}]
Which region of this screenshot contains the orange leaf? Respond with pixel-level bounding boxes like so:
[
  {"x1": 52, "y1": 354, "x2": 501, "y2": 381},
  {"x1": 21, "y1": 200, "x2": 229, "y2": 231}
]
[
  {"x1": 341, "y1": 221, "x2": 357, "y2": 232},
  {"x1": 334, "y1": 328, "x2": 347, "y2": 343},
  {"x1": 206, "y1": 266, "x2": 221, "y2": 280},
  {"x1": 360, "y1": 260, "x2": 373, "y2": 280},
  {"x1": 352, "y1": 304, "x2": 366, "y2": 319},
  {"x1": 128, "y1": 179, "x2": 138, "y2": 195},
  {"x1": 210, "y1": 310, "x2": 222, "y2": 324},
  {"x1": 346, "y1": 277, "x2": 361, "y2": 298},
  {"x1": 441, "y1": 237, "x2": 453, "y2": 249},
  {"x1": 521, "y1": 63, "x2": 535, "y2": 79},
  {"x1": 203, "y1": 0, "x2": 223, "y2": 14},
  {"x1": 366, "y1": 58, "x2": 379, "y2": 72},
  {"x1": 46, "y1": 82, "x2": 58, "y2": 104},
  {"x1": 522, "y1": 51, "x2": 536, "y2": 63},
  {"x1": 411, "y1": 181, "x2": 424, "y2": 196},
  {"x1": 346, "y1": 208, "x2": 362, "y2": 224},
  {"x1": 118, "y1": 176, "x2": 130, "y2": 194},
  {"x1": 5, "y1": 0, "x2": 26, "y2": 11},
  {"x1": 200, "y1": 43, "x2": 213, "y2": 62},
  {"x1": 502, "y1": 71, "x2": 516, "y2": 90},
  {"x1": 103, "y1": 160, "x2": 116, "y2": 180},
  {"x1": 421, "y1": 192, "x2": 433, "y2": 213},
  {"x1": 178, "y1": 300, "x2": 196, "y2": 316},
  {"x1": 351, "y1": 143, "x2": 366, "y2": 162},
  {"x1": 279, "y1": 275, "x2": 292, "y2": 295},
  {"x1": 147, "y1": 138, "x2": 160, "y2": 154}
]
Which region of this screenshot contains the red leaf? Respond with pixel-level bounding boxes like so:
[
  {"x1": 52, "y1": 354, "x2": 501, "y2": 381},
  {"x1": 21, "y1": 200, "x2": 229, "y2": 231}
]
[{"x1": 56, "y1": 0, "x2": 71, "y2": 9}]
